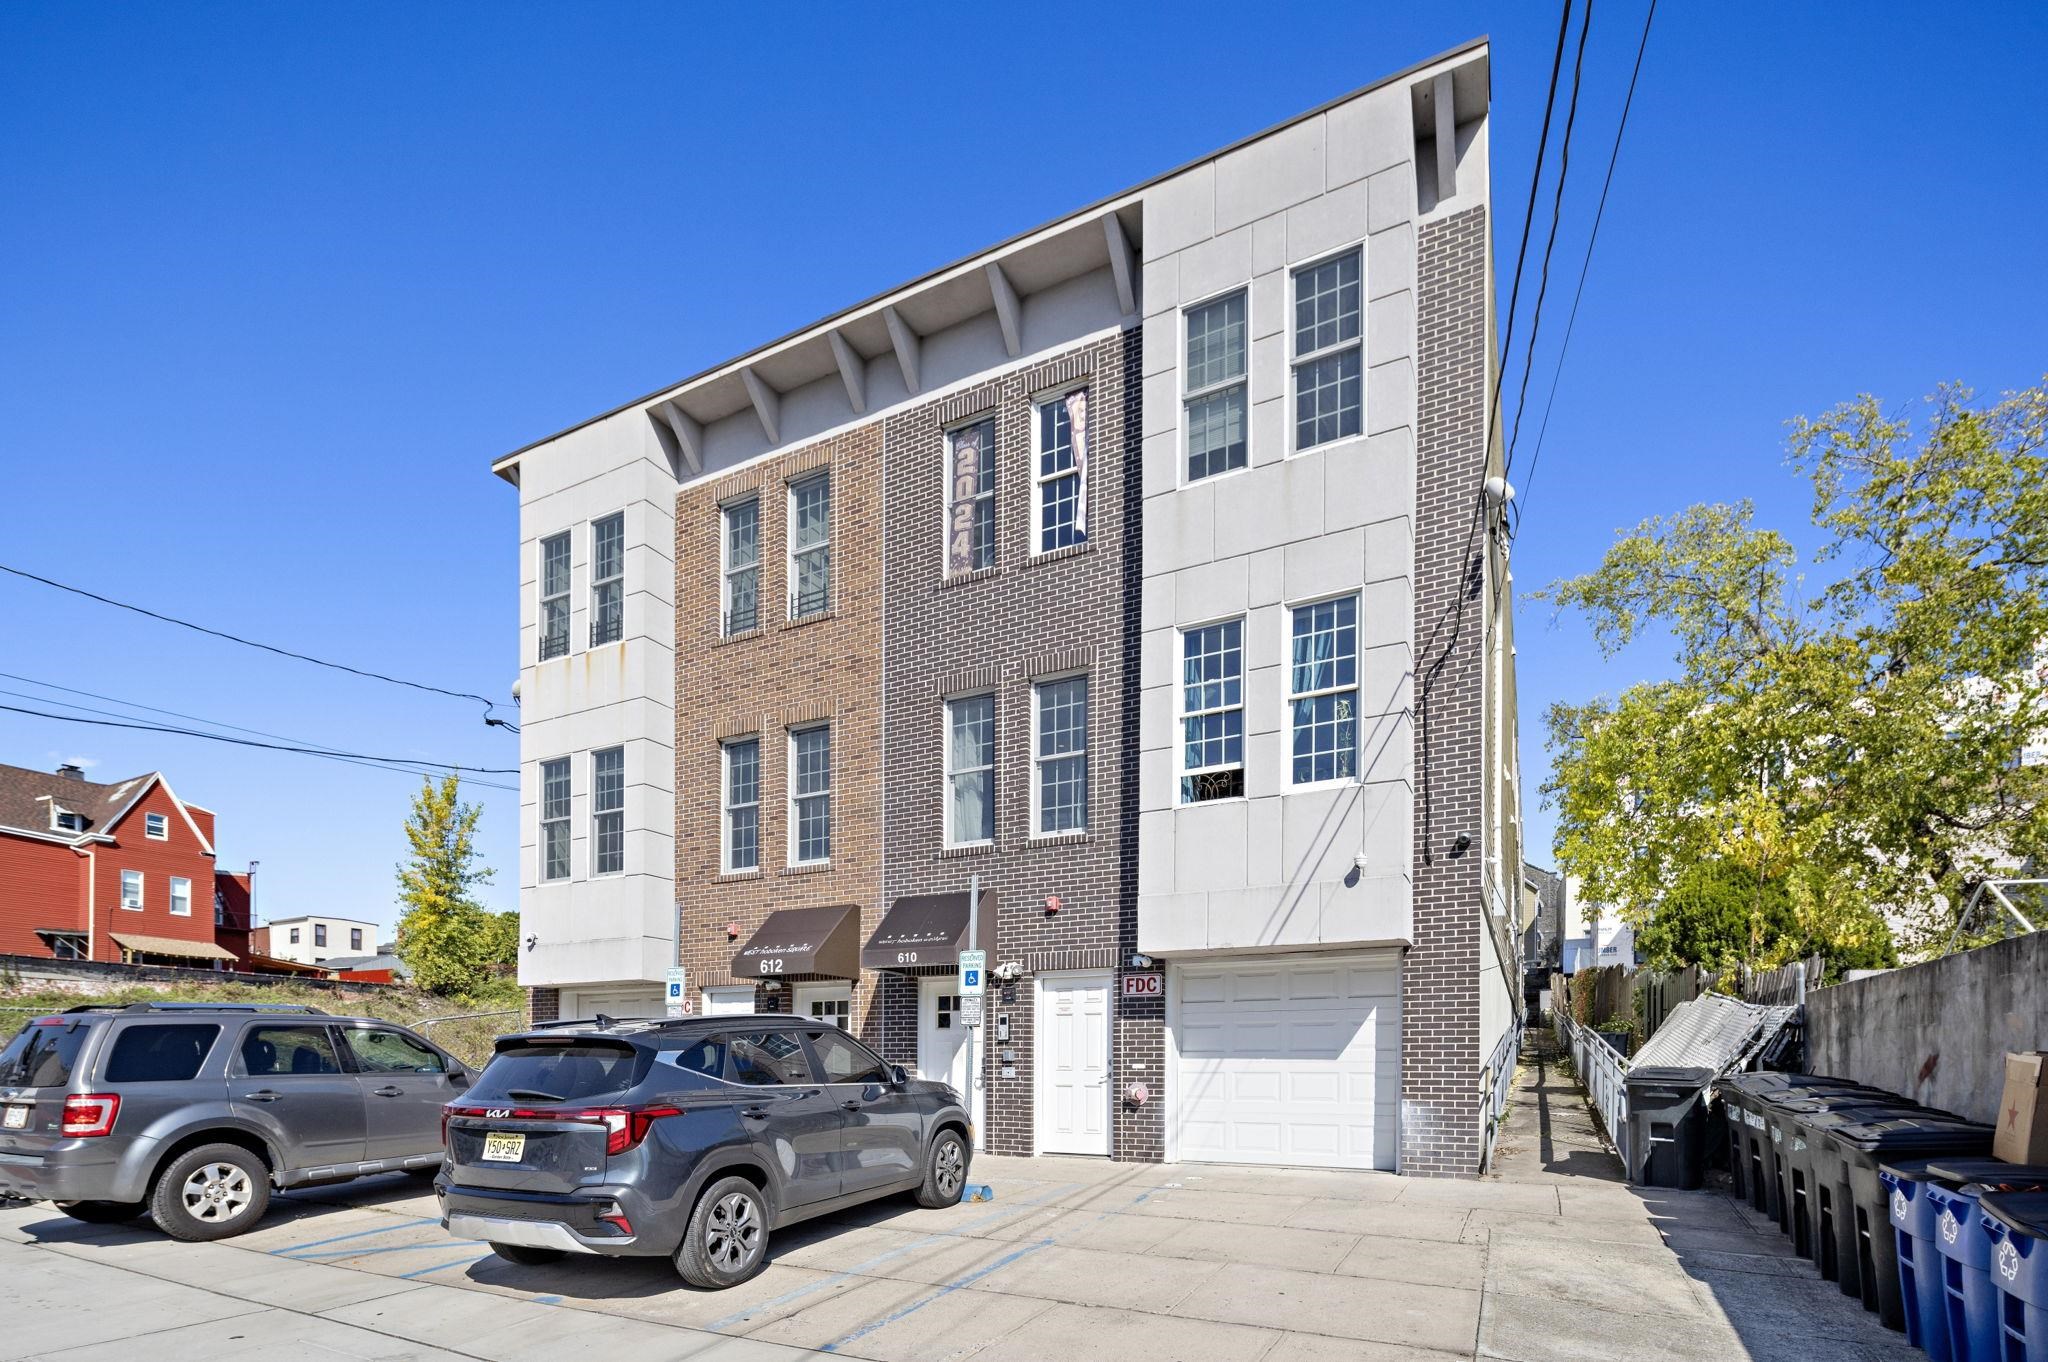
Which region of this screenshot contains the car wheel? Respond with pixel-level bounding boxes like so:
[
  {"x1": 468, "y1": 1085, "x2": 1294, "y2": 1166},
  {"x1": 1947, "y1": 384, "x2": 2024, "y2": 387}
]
[
  {"x1": 675, "y1": 1175, "x2": 769, "y2": 1289},
  {"x1": 55, "y1": 1200, "x2": 144, "y2": 1225},
  {"x1": 149, "y1": 1143, "x2": 271, "y2": 1242},
  {"x1": 914, "y1": 1128, "x2": 969, "y2": 1208},
  {"x1": 489, "y1": 1242, "x2": 567, "y2": 1266}
]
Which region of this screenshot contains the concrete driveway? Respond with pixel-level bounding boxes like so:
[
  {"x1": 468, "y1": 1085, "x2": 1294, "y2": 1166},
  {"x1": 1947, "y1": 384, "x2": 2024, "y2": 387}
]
[{"x1": 0, "y1": 1051, "x2": 1929, "y2": 1361}]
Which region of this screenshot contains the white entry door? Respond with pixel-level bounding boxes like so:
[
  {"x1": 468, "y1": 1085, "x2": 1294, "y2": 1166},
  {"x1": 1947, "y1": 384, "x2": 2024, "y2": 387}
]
[
  {"x1": 919, "y1": 977, "x2": 982, "y2": 1149},
  {"x1": 1037, "y1": 973, "x2": 1110, "y2": 1155},
  {"x1": 795, "y1": 982, "x2": 851, "y2": 1029},
  {"x1": 703, "y1": 986, "x2": 756, "y2": 1017}
]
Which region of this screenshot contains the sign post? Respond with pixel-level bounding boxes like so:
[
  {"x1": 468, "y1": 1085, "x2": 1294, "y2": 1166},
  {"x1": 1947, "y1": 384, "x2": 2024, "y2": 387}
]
[{"x1": 665, "y1": 966, "x2": 688, "y2": 1018}]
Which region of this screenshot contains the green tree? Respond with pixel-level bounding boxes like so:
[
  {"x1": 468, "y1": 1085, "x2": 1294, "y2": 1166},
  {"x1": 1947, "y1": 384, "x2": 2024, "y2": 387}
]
[
  {"x1": 1542, "y1": 380, "x2": 2048, "y2": 960},
  {"x1": 393, "y1": 776, "x2": 510, "y2": 995}
]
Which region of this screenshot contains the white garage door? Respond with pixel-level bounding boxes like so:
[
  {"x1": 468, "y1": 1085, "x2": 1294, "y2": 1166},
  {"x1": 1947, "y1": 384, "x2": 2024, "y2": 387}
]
[
  {"x1": 1173, "y1": 952, "x2": 1400, "y2": 1171},
  {"x1": 564, "y1": 988, "x2": 663, "y2": 1021}
]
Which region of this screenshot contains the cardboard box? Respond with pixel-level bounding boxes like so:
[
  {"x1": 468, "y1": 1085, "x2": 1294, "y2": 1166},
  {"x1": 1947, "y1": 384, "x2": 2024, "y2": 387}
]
[{"x1": 1994, "y1": 1051, "x2": 2048, "y2": 1164}]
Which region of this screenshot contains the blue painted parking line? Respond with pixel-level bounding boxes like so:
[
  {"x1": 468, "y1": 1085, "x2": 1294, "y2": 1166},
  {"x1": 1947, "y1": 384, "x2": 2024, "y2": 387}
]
[
  {"x1": 704, "y1": 1181, "x2": 1082, "y2": 1333},
  {"x1": 399, "y1": 1253, "x2": 491, "y2": 1280},
  {"x1": 289, "y1": 1239, "x2": 482, "y2": 1260},
  {"x1": 815, "y1": 1187, "x2": 1155, "y2": 1353},
  {"x1": 267, "y1": 1217, "x2": 441, "y2": 1256}
]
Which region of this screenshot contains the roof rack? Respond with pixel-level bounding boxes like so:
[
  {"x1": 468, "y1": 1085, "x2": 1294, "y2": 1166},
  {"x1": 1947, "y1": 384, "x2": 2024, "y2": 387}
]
[{"x1": 61, "y1": 1002, "x2": 329, "y2": 1016}]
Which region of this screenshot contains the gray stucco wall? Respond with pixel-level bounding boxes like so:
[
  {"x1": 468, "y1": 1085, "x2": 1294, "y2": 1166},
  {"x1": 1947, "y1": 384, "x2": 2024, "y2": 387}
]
[{"x1": 1805, "y1": 933, "x2": 2048, "y2": 1126}]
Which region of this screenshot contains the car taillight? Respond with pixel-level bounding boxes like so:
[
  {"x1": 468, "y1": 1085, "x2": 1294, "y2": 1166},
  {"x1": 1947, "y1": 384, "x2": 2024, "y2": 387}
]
[
  {"x1": 61, "y1": 1093, "x2": 120, "y2": 1138},
  {"x1": 443, "y1": 1103, "x2": 678, "y2": 1155}
]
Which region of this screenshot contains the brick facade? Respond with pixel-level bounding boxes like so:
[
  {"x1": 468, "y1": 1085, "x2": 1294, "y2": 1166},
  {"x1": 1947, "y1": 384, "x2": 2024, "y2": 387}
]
[
  {"x1": 879, "y1": 329, "x2": 1154, "y2": 1160},
  {"x1": 1402, "y1": 204, "x2": 1491, "y2": 1176},
  {"x1": 673, "y1": 425, "x2": 888, "y2": 1048}
]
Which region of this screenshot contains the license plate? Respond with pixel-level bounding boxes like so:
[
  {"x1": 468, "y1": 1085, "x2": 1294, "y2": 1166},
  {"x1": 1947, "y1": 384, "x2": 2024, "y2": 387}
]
[
  {"x1": 2, "y1": 1106, "x2": 26, "y2": 1130},
  {"x1": 481, "y1": 1132, "x2": 525, "y2": 1163}
]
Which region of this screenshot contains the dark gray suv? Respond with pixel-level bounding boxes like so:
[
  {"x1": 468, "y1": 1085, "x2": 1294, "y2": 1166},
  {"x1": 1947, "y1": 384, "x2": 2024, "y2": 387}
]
[
  {"x1": 0, "y1": 1002, "x2": 469, "y2": 1240},
  {"x1": 439, "y1": 1015, "x2": 971, "y2": 1288}
]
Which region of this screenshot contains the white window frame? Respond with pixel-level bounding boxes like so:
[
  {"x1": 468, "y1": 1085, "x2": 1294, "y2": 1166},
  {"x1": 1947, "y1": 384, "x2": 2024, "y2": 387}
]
[
  {"x1": 721, "y1": 496, "x2": 761, "y2": 636},
  {"x1": 1031, "y1": 390, "x2": 1088, "y2": 556},
  {"x1": 1181, "y1": 287, "x2": 1250, "y2": 485},
  {"x1": 1288, "y1": 245, "x2": 1366, "y2": 456},
  {"x1": 119, "y1": 870, "x2": 144, "y2": 911},
  {"x1": 944, "y1": 693, "x2": 996, "y2": 847},
  {"x1": 539, "y1": 755, "x2": 572, "y2": 882},
  {"x1": 169, "y1": 876, "x2": 192, "y2": 917},
  {"x1": 796, "y1": 982, "x2": 853, "y2": 1030},
  {"x1": 1176, "y1": 617, "x2": 1246, "y2": 805},
  {"x1": 589, "y1": 511, "x2": 625, "y2": 647},
  {"x1": 788, "y1": 723, "x2": 833, "y2": 865},
  {"x1": 722, "y1": 737, "x2": 762, "y2": 873},
  {"x1": 788, "y1": 472, "x2": 832, "y2": 621},
  {"x1": 943, "y1": 415, "x2": 998, "y2": 576},
  {"x1": 590, "y1": 746, "x2": 625, "y2": 877},
  {"x1": 144, "y1": 812, "x2": 169, "y2": 840},
  {"x1": 52, "y1": 808, "x2": 83, "y2": 833},
  {"x1": 538, "y1": 531, "x2": 572, "y2": 661},
  {"x1": 1285, "y1": 593, "x2": 1362, "y2": 789},
  {"x1": 1030, "y1": 673, "x2": 1090, "y2": 837}
]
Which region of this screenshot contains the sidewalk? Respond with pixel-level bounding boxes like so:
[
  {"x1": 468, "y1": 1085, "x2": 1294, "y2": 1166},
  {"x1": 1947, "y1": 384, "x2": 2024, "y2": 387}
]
[{"x1": 1475, "y1": 1029, "x2": 1922, "y2": 1362}]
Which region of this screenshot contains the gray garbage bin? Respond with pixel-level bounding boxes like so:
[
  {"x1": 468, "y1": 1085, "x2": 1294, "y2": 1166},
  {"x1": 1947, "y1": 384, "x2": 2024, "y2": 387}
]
[{"x1": 1627, "y1": 1065, "x2": 1715, "y2": 1189}]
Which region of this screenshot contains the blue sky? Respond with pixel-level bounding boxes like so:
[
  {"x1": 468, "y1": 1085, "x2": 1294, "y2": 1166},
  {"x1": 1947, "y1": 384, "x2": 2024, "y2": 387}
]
[{"x1": 3, "y1": 3, "x2": 2043, "y2": 933}]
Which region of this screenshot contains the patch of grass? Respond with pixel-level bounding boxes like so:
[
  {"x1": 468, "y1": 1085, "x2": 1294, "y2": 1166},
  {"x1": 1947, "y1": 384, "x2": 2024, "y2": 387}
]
[{"x1": 0, "y1": 978, "x2": 525, "y2": 1069}]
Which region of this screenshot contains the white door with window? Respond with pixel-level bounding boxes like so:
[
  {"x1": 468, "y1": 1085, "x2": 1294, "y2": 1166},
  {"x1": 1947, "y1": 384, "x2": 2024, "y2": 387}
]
[
  {"x1": 703, "y1": 986, "x2": 756, "y2": 1017},
  {"x1": 795, "y1": 982, "x2": 852, "y2": 1029},
  {"x1": 918, "y1": 976, "x2": 983, "y2": 1148},
  {"x1": 1170, "y1": 951, "x2": 1400, "y2": 1171},
  {"x1": 1036, "y1": 973, "x2": 1110, "y2": 1155}
]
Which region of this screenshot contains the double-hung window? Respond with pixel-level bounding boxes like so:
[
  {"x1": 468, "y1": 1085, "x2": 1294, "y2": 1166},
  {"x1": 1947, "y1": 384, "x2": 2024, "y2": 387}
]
[
  {"x1": 169, "y1": 876, "x2": 192, "y2": 917},
  {"x1": 1292, "y1": 250, "x2": 1363, "y2": 450},
  {"x1": 722, "y1": 497, "x2": 760, "y2": 635},
  {"x1": 540, "y1": 756, "x2": 571, "y2": 881},
  {"x1": 789, "y1": 473, "x2": 831, "y2": 620},
  {"x1": 351, "y1": 928, "x2": 364, "y2": 951},
  {"x1": 1180, "y1": 620, "x2": 1245, "y2": 802},
  {"x1": 120, "y1": 870, "x2": 143, "y2": 911},
  {"x1": 790, "y1": 724, "x2": 832, "y2": 864},
  {"x1": 945, "y1": 417, "x2": 996, "y2": 575},
  {"x1": 1034, "y1": 390, "x2": 1089, "y2": 553},
  {"x1": 723, "y1": 738, "x2": 760, "y2": 872},
  {"x1": 591, "y1": 746, "x2": 624, "y2": 876},
  {"x1": 1288, "y1": 596, "x2": 1360, "y2": 784},
  {"x1": 1184, "y1": 291, "x2": 1248, "y2": 481},
  {"x1": 945, "y1": 694, "x2": 995, "y2": 845},
  {"x1": 590, "y1": 512, "x2": 624, "y2": 646},
  {"x1": 539, "y1": 532, "x2": 571, "y2": 660},
  {"x1": 1033, "y1": 676, "x2": 1089, "y2": 834},
  {"x1": 314, "y1": 924, "x2": 328, "y2": 947}
]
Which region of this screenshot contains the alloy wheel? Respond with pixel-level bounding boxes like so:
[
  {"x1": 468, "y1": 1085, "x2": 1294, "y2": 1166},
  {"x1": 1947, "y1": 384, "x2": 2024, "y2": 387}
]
[
  {"x1": 181, "y1": 1162, "x2": 254, "y2": 1223},
  {"x1": 705, "y1": 1191, "x2": 762, "y2": 1272},
  {"x1": 934, "y1": 1139, "x2": 965, "y2": 1198}
]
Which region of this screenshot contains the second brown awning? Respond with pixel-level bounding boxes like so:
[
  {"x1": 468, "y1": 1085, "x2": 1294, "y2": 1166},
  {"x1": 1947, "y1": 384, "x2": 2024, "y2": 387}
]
[
  {"x1": 861, "y1": 887, "x2": 995, "y2": 971},
  {"x1": 731, "y1": 903, "x2": 861, "y2": 980}
]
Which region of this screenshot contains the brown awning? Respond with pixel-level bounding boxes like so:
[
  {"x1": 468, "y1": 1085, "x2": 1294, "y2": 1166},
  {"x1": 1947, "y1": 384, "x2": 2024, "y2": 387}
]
[
  {"x1": 861, "y1": 887, "x2": 995, "y2": 972},
  {"x1": 108, "y1": 932, "x2": 238, "y2": 963},
  {"x1": 731, "y1": 903, "x2": 861, "y2": 980}
]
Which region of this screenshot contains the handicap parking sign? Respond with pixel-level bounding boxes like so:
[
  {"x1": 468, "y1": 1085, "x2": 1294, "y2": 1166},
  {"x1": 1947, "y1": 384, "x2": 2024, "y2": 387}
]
[{"x1": 959, "y1": 949, "x2": 986, "y2": 996}]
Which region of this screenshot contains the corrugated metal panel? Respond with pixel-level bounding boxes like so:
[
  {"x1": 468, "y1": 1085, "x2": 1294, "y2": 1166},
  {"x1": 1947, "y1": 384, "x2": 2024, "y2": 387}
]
[{"x1": 1632, "y1": 994, "x2": 1794, "y2": 1073}]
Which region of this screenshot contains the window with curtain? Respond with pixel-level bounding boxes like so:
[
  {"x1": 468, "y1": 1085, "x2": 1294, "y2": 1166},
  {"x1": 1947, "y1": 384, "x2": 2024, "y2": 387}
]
[
  {"x1": 789, "y1": 474, "x2": 831, "y2": 619},
  {"x1": 790, "y1": 724, "x2": 832, "y2": 863},
  {"x1": 1181, "y1": 620, "x2": 1245, "y2": 802},
  {"x1": 1184, "y1": 291, "x2": 1247, "y2": 481},
  {"x1": 1035, "y1": 390, "x2": 1088, "y2": 552},
  {"x1": 722, "y1": 497, "x2": 760, "y2": 635},
  {"x1": 592, "y1": 746, "x2": 624, "y2": 875},
  {"x1": 946, "y1": 418, "x2": 996, "y2": 574},
  {"x1": 946, "y1": 694, "x2": 995, "y2": 844},
  {"x1": 724, "y1": 738, "x2": 760, "y2": 872},
  {"x1": 541, "y1": 756, "x2": 571, "y2": 880},
  {"x1": 590, "y1": 512, "x2": 625, "y2": 646},
  {"x1": 1288, "y1": 596, "x2": 1359, "y2": 784},
  {"x1": 1292, "y1": 250, "x2": 1363, "y2": 450},
  {"x1": 1034, "y1": 676, "x2": 1089, "y2": 834},
  {"x1": 539, "y1": 532, "x2": 571, "y2": 660}
]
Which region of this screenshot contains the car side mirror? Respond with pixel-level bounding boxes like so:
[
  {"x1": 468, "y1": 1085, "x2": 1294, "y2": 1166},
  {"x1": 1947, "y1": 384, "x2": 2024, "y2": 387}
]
[
  {"x1": 890, "y1": 1065, "x2": 910, "y2": 1086},
  {"x1": 449, "y1": 1070, "x2": 471, "y2": 1089}
]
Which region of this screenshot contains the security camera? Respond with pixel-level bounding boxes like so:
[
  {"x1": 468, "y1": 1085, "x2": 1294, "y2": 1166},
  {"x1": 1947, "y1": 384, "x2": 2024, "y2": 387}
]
[{"x1": 992, "y1": 961, "x2": 1024, "y2": 982}]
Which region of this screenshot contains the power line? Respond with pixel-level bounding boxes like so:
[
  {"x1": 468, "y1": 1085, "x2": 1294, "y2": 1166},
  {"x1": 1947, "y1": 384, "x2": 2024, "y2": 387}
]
[
  {"x1": 1504, "y1": 0, "x2": 1596, "y2": 473},
  {"x1": 1514, "y1": 0, "x2": 1660, "y2": 528},
  {"x1": 0, "y1": 672, "x2": 518, "y2": 793},
  {"x1": 0, "y1": 563, "x2": 512, "y2": 729},
  {"x1": 0, "y1": 703, "x2": 520, "y2": 779}
]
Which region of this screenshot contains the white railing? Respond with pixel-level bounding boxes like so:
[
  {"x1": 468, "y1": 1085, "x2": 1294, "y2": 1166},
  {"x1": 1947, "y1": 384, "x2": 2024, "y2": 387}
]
[
  {"x1": 1555, "y1": 1007, "x2": 1632, "y2": 1175},
  {"x1": 1479, "y1": 1019, "x2": 1522, "y2": 1171}
]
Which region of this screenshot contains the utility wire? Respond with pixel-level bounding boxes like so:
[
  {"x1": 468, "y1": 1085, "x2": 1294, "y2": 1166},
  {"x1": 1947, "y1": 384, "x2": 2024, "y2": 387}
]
[
  {"x1": 1514, "y1": 0, "x2": 1659, "y2": 529},
  {"x1": 0, "y1": 703, "x2": 520, "y2": 778},
  {"x1": 1504, "y1": 0, "x2": 1596, "y2": 473},
  {"x1": 0, "y1": 673, "x2": 518, "y2": 793},
  {"x1": 0, "y1": 563, "x2": 512, "y2": 729}
]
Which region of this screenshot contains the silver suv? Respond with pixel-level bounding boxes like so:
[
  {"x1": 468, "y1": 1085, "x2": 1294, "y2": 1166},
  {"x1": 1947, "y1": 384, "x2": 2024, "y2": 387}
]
[{"x1": 0, "y1": 1002, "x2": 470, "y2": 1240}]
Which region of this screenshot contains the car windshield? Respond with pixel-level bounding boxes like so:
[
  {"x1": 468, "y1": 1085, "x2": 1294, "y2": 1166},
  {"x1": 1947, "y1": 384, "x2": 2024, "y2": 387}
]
[
  {"x1": 0, "y1": 1020, "x2": 93, "y2": 1089},
  {"x1": 475, "y1": 1039, "x2": 646, "y2": 1103}
]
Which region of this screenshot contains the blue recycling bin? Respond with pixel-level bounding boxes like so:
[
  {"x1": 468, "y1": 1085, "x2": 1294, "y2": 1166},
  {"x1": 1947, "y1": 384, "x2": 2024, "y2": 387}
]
[
  {"x1": 1980, "y1": 1192, "x2": 2048, "y2": 1362},
  {"x1": 1826, "y1": 1116, "x2": 1993, "y2": 1325},
  {"x1": 1886, "y1": 1162, "x2": 2048, "y2": 1361}
]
